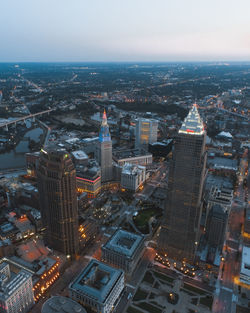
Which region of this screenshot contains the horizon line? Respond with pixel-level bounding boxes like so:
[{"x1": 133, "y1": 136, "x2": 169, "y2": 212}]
[{"x1": 1, "y1": 60, "x2": 250, "y2": 64}]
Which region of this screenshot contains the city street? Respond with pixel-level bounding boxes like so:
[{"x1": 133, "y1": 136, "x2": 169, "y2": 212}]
[{"x1": 212, "y1": 151, "x2": 248, "y2": 313}]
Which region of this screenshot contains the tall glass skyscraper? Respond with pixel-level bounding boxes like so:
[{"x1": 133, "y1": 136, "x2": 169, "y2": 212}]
[
  {"x1": 158, "y1": 105, "x2": 206, "y2": 263},
  {"x1": 37, "y1": 148, "x2": 79, "y2": 258},
  {"x1": 96, "y1": 110, "x2": 113, "y2": 182}
]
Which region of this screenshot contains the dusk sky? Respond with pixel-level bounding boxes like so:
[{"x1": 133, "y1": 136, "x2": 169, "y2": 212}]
[{"x1": 1, "y1": 0, "x2": 250, "y2": 62}]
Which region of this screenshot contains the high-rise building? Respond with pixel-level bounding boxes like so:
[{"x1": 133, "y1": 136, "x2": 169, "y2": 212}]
[
  {"x1": 158, "y1": 105, "x2": 206, "y2": 263},
  {"x1": 96, "y1": 110, "x2": 113, "y2": 183},
  {"x1": 205, "y1": 204, "x2": 228, "y2": 249},
  {"x1": 135, "y1": 118, "x2": 158, "y2": 149},
  {"x1": 37, "y1": 148, "x2": 79, "y2": 257}
]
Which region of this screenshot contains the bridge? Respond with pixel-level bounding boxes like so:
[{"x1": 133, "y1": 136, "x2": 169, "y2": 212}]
[{"x1": 0, "y1": 109, "x2": 55, "y2": 130}]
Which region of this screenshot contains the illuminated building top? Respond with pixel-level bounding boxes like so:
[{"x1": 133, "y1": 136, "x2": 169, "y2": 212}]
[
  {"x1": 178, "y1": 104, "x2": 204, "y2": 135},
  {"x1": 99, "y1": 110, "x2": 111, "y2": 142}
]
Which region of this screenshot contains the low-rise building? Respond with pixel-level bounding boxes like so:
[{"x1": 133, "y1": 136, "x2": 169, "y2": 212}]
[
  {"x1": 0, "y1": 263, "x2": 34, "y2": 313},
  {"x1": 69, "y1": 259, "x2": 124, "y2": 313},
  {"x1": 102, "y1": 230, "x2": 144, "y2": 273},
  {"x1": 121, "y1": 163, "x2": 146, "y2": 191},
  {"x1": 0, "y1": 251, "x2": 59, "y2": 303}
]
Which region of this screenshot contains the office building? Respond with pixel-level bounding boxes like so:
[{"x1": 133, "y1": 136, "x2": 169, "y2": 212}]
[
  {"x1": 0, "y1": 253, "x2": 59, "y2": 303},
  {"x1": 42, "y1": 296, "x2": 86, "y2": 313},
  {"x1": 135, "y1": 118, "x2": 158, "y2": 149},
  {"x1": 0, "y1": 263, "x2": 34, "y2": 313},
  {"x1": 158, "y1": 105, "x2": 206, "y2": 263},
  {"x1": 26, "y1": 151, "x2": 40, "y2": 178},
  {"x1": 37, "y1": 148, "x2": 79, "y2": 257},
  {"x1": 113, "y1": 148, "x2": 152, "y2": 167},
  {"x1": 240, "y1": 246, "x2": 250, "y2": 286},
  {"x1": 102, "y1": 230, "x2": 144, "y2": 273},
  {"x1": 96, "y1": 110, "x2": 113, "y2": 183},
  {"x1": 205, "y1": 204, "x2": 228, "y2": 249},
  {"x1": 69, "y1": 259, "x2": 124, "y2": 313},
  {"x1": 121, "y1": 163, "x2": 146, "y2": 191}
]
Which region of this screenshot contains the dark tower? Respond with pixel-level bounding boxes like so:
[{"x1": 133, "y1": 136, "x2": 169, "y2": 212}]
[
  {"x1": 37, "y1": 148, "x2": 79, "y2": 258},
  {"x1": 159, "y1": 104, "x2": 206, "y2": 263},
  {"x1": 96, "y1": 110, "x2": 113, "y2": 182}
]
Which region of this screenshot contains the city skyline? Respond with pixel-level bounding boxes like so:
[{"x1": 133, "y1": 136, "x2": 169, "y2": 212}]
[{"x1": 1, "y1": 0, "x2": 250, "y2": 62}]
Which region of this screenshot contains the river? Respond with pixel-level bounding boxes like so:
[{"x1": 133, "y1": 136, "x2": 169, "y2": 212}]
[{"x1": 0, "y1": 127, "x2": 44, "y2": 170}]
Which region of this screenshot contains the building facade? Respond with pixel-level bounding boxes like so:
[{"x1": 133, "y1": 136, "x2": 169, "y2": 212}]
[
  {"x1": 0, "y1": 263, "x2": 34, "y2": 313},
  {"x1": 205, "y1": 204, "x2": 228, "y2": 249},
  {"x1": 121, "y1": 163, "x2": 146, "y2": 191},
  {"x1": 113, "y1": 148, "x2": 152, "y2": 167},
  {"x1": 135, "y1": 118, "x2": 158, "y2": 149},
  {"x1": 101, "y1": 230, "x2": 144, "y2": 273},
  {"x1": 69, "y1": 259, "x2": 124, "y2": 313},
  {"x1": 37, "y1": 148, "x2": 79, "y2": 257},
  {"x1": 158, "y1": 105, "x2": 207, "y2": 263},
  {"x1": 96, "y1": 111, "x2": 113, "y2": 183},
  {"x1": 240, "y1": 246, "x2": 250, "y2": 286}
]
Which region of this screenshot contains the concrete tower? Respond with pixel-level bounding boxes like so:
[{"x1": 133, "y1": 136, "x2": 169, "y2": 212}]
[
  {"x1": 158, "y1": 104, "x2": 206, "y2": 263},
  {"x1": 37, "y1": 148, "x2": 79, "y2": 258},
  {"x1": 96, "y1": 110, "x2": 113, "y2": 183}
]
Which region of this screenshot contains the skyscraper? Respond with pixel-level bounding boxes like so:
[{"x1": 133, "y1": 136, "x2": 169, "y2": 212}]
[
  {"x1": 96, "y1": 110, "x2": 113, "y2": 183},
  {"x1": 159, "y1": 105, "x2": 206, "y2": 263},
  {"x1": 37, "y1": 148, "x2": 79, "y2": 257},
  {"x1": 135, "y1": 118, "x2": 158, "y2": 149}
]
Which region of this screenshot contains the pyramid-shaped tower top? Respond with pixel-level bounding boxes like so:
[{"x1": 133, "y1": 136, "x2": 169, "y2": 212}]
[
  {"x1": 102, "y1": 109, "x2": 107, "y2": 125},
  {"x1": 99, "y1": 109, "x2": 111, "y2": 142},
  {"x1": 179, "y1": 104, "x2": 204, "y2": 135}
]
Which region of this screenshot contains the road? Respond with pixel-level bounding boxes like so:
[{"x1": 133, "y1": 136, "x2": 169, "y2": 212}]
[
  {"x1": 115, "y1": 247, "x2": 155, "y2": 313},
  {"x1": 212, "y1": 151, "x2": 248, "y2": 313}
]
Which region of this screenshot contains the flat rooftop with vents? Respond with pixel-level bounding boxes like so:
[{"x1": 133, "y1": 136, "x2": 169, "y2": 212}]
[{"x1": 70, "y1": 259, "x2": 123, "y2": 303}]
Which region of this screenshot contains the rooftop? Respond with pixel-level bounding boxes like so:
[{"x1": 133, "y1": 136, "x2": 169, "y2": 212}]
[
  {"x1": 42, "y1": 296, "x2": 86, "y2": 313},
  {"x1": 104, "y1": 229, "x2": 144, "y2": 258},
  {"x1": 207, "y1": 157, "x2": 238, "y2": 171},
  {"x1": 71, "y1": 150, "x2": 88, "y2": 160},
  {"x1": 179, "y1": 105, "x2": 204, "y2": 135},
  {"x1": 0, "y1": 264, "x2": 32, "y2": 300},
  {"x1": 113, "y1": 148, "x2": 151, "y2": 160},
  {"x1": 122, "y1": 163, "x2": 145, "y2": 176},
  {"x1": 240, "y1": 246, "x2": 250, "y2": 279},
  {"x1": 70, "y1": 259, "x2": 123, "y2": 304}
]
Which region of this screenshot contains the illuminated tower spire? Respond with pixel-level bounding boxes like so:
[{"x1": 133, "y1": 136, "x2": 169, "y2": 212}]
[
  {"x1": 99, "y1": 109, "x2": 111, "y2": 143},
  {"x1": 96, "y1": 109, "x2": 113, "y2": 182}
]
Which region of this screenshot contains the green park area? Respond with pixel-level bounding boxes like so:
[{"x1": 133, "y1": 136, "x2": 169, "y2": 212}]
[{"x1": 133, "y1": 208, "x2": 159, "y2": 233}]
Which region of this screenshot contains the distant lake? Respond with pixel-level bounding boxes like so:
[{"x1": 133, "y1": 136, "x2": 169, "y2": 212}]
[{"x1": 0, "y1": 127, "x2": 44, "y2": 170}]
